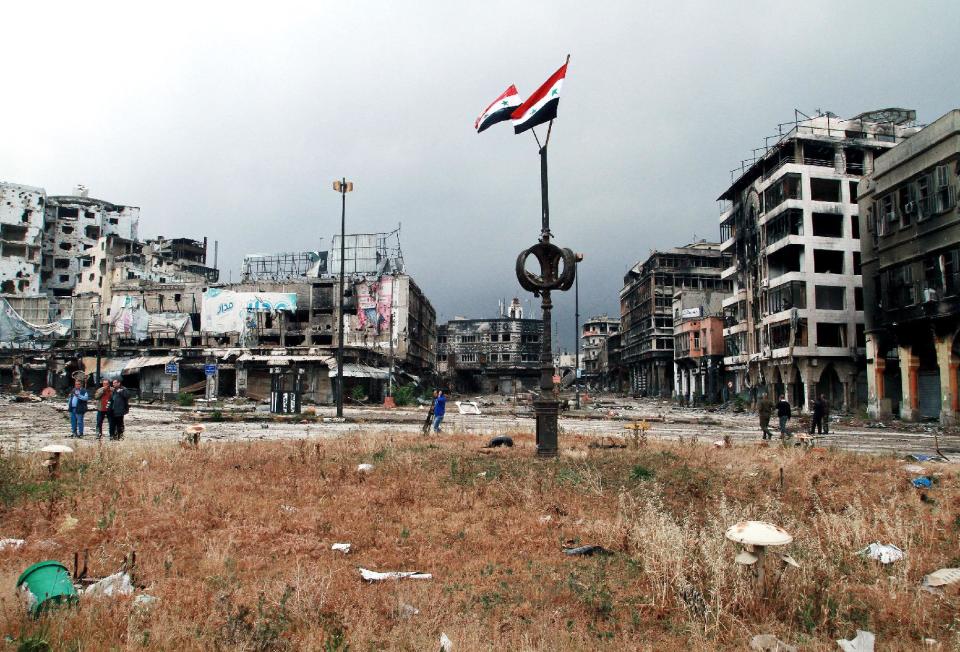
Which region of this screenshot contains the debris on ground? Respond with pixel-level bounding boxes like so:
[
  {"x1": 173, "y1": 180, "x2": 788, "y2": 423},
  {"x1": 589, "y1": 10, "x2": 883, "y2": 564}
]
[
  {"x1": 485, "y1": 435, "x2": 513, "y2": 448},
  {"x1": 837, "y1": 629, "x2": 875, "y2": 652},
  {"x1": 12, "y1": 391, "x2": 42, "y2": 403},
  {"x1": 562, "y1": 545, "x2": 611, "y2": 556},
  {"x1": 857, "y1": 543, "x2": 904, "y2": 564},
  {"x1": 83, "y1": 572, "x2": 134, "y2": 598},
  {"x1": 439, "y1": 632, "x2": 453, "y2": 651},
  {"x1": 357, "y1": 463, "x2": 375, "y2": 473},
  {"x1": 358, "y1": 567, "x2": 432, "y2": 582},
  {"x1": 397, "y1": 602, "x2": 419, "y2": 618},
  {"x1": 903, "y1": 464, "x2": 926, "y2": 474},
  {"x1": 17, "y1": 560, "x2": 79, "y2": 616},
  {"x1": 456, "y1": 401, "x2": 481, "y2": 415},
  {"x1": 57, "y1": 515, "x2": 79, "y2": 534},
  {"x1": 0, "y1": 538, "x2": 26, "y2": 551},
  {"x1": 779, "y1": 554, "x2": 800, "y2": 568},
  {"x1": 911, "y1": 476, "x2": 933, "y2": 488},
  {"x1": 331, "y1": 543, "x2": 351, "y2": 554},
  {"x1": 279, "y1": 505, "x2": 297, "y2": 514},
  {"x1": 921, "y1": 567, "x2": 960, "y2": 593},
  {"x1": 133, "y1": 594, "x2": 158, "y2": 608},
  {"x1": 749, "y1": 634, "x2": 797, "y2": 652}
]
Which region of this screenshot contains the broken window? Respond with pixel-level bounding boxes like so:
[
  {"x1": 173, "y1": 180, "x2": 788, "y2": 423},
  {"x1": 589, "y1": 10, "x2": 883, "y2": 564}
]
[
  {"x1": 856, "y1": 324, "x2": 866, "y2": 347},
  {"x1": 0, "y1": 280, "x2": 13, "y2": 293},
  {"x1": 460, "y1": 353, "x2": 477, "y2": 363},
  {"x1": 767, "y1": 244, "x2": 803, "y2": 278},
  {"x1": 813, "y1": 249, "x2": 844, "y2": 274},
  {"x1": 917, "y1": 176, "x2": 931, "y2": 219},
  {"x1": 845, "y1": 149, "x2": 865, "y2": 175},
  {"x1": 811, "y1": 212, "x2": 843, "y2": 237},
  {"x1": 58, "y1": 207, "x2": 79, "y2": 219},
  {"x1": 58, "y1": 242, "x2": 72, "y2": 251},
  {"x1": 804, "y1": 142, "x2": 835, "y2": 167},
  {"x1": 763, "y1": 173, "x2": 802, "y2": 211},
  {"x1": 810, "y1": 178, "x2": 841, "y2": 202},
  {"x1": 58, "y1": 274, "x2": 69, "y2": 282},
  {"x1": 60, "y1": 225, "x2": 74, "y2": 234},
  {"x1": 54, "y1": 258, "x2": 70, "y2": 269},
  {"x1": 814, "y1": 285, "x2": 845, "y2": 310},
  {"x1": 766, "y1": 209, "x2": 803, "y2": 244},
  {"x1": 85, "y1": 225, "x2": 101, "y2": 239},
  {"x1": 85, "y1": 211, "x2": 96, "y2": 219},
  {"x1": 848, "y1": 181, "x2": 859, "y2": 204},
  {"x1": 460, "y1": 335, "x2": 477, "y2": 343},
  {"x1": 0, "y1": 224, "x2": 29, "y2": 241},
  {"x1": 933, "y1": 165, "x2": 955, "y2": 213},
  {"x1": 853, "y1": 252, "x2": 861, "y2": 275},
  {"x1": 816, "y1": 323, "x2": 846, "y2": 347},
  {"x1": 767, "y1": 281, "x2": 806, "y2": 312},
  {"x1": 769, "y1": 318, "x2": 807, "y2": 348},
  {"x1": 881, "y1": 263, "x2": 915, "y2": 307},
  {"x1": 855, "y1": 287, "x2": 864, "y2": 310},
  {"x1": 851, "y1": 214, "x2": 860, "y2": 239}
]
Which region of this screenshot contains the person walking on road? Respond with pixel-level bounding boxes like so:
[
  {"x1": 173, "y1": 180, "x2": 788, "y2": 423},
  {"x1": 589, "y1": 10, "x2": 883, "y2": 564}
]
[
  {"x1": 431, "y1": 389, "x2": 446, "y2": 434},
  {"x1": 757, "y1": 393, "x2": 774, "y2": 440},
  {"x1": 776, "y1": 395, "x2": 792, "y2": 440},
  {"x1": 108, "y1": 379, "x2": 130, "y2": 440},
  {"x1": 810, "y1": 394, "x2": 827, "y2": 435},
  {"x1": 67, "y1": 379, "x2": 89, "y2": 438},
  {"x1": 93, "y1": 379, "x2": 112, "y2": 439},
  {"x1": 821, "y1": 394, "x2": 831, "y2": 434}
]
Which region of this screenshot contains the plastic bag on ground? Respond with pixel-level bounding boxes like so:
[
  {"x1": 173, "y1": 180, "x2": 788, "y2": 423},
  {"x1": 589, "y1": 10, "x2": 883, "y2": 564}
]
[
  {"x1": 358, "y1": 567, "x2": 432, "y2": 582},
  {"x1": 857, "y1": 543, "x2": 904, "y2": 564},
  {"x1": 84, "y1": 572, "x2": 134, "y2": 598},
  {"x1": 837, "y1": 630, "x2": 875, "y2": 652}
]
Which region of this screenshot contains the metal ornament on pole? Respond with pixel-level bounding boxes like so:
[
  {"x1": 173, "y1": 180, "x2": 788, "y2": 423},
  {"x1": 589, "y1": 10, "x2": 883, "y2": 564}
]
[
  {"x1": 574, "y1": 253, "x2": 583, "y2": 410},
  {"x1": 515, "y1": 115, "x2": 576, "y2": 458},
  {"x1": 333, "y1": 178, "x2": 354, "y2": 419}
]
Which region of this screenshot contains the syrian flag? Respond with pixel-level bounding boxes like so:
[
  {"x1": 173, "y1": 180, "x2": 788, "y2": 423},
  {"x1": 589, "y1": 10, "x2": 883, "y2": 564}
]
[
  {"x1": 475, "y1": 84, "x2": 522, "y2": 133},
  {"x1": 511, "y1": 61, "x2": 567, "y2": 135}
]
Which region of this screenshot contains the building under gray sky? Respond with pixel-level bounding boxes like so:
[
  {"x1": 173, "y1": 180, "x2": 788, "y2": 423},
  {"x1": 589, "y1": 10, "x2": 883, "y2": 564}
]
[{"x1": 1, "y1": 1, "x2": 957, "y2": 349}]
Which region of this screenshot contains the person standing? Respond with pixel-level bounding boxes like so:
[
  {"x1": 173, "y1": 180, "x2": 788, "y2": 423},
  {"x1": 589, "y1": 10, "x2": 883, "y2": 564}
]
[
  {"x1": 67, "y1": 379, "x2": 90, "y2": 438},
  {"x1": 432, "y1": 389, "x2": 446, "y2": 434},
  {"x1": 810, "y1": 394, "x2": 826, "y2": 435},
  {"x1": 776, "y1": 395, "x2": 792, "y2": 440},
  {"x1": 93, "y1": 379, "x2": 112, "y2": 439},
  {"x1": 757, "y1": 393, "x2": 774, "y2": 440},
  {"x1": 108, "y1": 379, "x2": 130, "y2": 440}
]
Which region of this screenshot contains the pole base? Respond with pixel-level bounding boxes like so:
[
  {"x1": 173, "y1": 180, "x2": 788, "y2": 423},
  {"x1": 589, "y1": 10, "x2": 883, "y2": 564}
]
[{"x1": 534, "y1": 398, "x2": 560, "y2": 457}]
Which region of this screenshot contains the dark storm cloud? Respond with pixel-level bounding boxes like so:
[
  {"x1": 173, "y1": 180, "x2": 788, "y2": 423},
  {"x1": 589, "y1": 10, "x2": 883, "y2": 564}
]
[{"x1": 1, "y1": 1, "x2": 958, "y2": 349}]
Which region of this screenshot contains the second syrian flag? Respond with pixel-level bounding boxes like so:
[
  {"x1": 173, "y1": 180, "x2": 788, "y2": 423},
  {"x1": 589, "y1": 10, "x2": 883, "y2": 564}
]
[
  {"x1": 475, "y1": 84, "x2": 522, "y2": 133},
  {"x1": 511, "y1": 61, "x2": 567, "y2": 134}
]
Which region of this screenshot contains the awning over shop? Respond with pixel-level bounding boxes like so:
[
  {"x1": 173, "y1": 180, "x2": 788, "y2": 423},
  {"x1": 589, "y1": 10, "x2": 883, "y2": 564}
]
[
  {"x1": 122, "y1": 355, "x2": 178, "y2": 374},
  {"x1": 81, "y1": 357, "x2": 133, "y2": 381},
  {"x1": 237, "y1": 354, "x2": 333, "y2": 364},
  {"x1": 327, "y1": 363, "x2": 390, "y2": 380}
]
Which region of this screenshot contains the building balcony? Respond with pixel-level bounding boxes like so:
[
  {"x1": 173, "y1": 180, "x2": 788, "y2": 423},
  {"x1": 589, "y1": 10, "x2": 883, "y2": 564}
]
[
  {"x1": 720, "y1": 265, "x2": 738, "y2": 281},
  {"x1": 721, "y1": 290, "x2": 746, "y2": 308}
]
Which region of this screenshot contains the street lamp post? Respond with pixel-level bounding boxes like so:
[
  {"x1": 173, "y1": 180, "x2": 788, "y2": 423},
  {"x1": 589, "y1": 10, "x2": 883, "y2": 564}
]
[
  {"x1": 333, "y1": 178, "x2": 353, "y2": 418},
  {"x1": 574, "y1": 253, "x2": 583, "y2": 410}
]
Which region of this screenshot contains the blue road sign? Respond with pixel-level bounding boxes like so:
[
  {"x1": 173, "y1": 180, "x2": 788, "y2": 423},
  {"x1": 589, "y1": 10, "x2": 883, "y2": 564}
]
[
  {"x1": 204, "y1": 364, "x2": 218, "y2": 377},
  {"x1": 164, "y1": 362, "x2": 179, "y2": 375}
]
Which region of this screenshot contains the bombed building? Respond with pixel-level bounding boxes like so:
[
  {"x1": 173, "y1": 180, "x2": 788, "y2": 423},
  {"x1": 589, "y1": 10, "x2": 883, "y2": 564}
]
[{"x1": 718, "y1": 109, "x2": 920, "y2": 412}]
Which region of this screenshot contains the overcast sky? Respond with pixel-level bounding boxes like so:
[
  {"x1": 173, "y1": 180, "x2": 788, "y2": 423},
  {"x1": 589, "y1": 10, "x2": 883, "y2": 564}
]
[{"x1": 2, "y1": 1, "x2": 958, "y2": 350}]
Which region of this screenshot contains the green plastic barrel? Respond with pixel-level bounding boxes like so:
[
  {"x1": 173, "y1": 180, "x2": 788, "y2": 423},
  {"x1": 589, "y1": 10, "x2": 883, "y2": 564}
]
[{"x1": 16, "y1": 560, "x2": 78, "y2": 616}]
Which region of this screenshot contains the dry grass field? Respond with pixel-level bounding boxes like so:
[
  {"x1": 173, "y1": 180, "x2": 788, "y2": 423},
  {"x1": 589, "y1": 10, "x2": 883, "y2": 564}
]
[{"x1": 0, "y1": 432, "x2": 958, "y2": 650}]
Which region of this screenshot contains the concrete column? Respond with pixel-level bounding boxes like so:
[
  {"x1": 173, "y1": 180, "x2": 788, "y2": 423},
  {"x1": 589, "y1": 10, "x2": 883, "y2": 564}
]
[
  {"x1": 898, "y1": 344, "x2": 919, "y2": 421},
  {"x1": 803, "y1": 381, "x2": 815, "y2": 414},
  {"x1": 236, "y1": 364, "x2": 248, "y2": 398},
  {"x1": 784, "y1": 382, "x2": 794, "y2": 408},
  {"x1": 934, "y1": 334, "x2": 958, "y2": 426}
]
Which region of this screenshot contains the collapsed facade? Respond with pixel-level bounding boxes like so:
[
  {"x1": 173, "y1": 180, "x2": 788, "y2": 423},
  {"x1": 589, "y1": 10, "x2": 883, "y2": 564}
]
[
  {"x1": 620, "y1": 241, "x2": 728, "y2": 397},
  {"x1": 672, "y1": 287, "x2": 726, "y2": 404},
  {"x1": 718, "y1": 109, "x2": 920, "y2": 411},
  {"x1": 580, "y1": 315, "x2": 619, "y2": 384},
  {"x1": 0, "y1": 183, "x2": 437, "y2": 404},
  {"x1": 437, "y1": 298, "x2": 543, "y2": 394},
  {"x1": 859, "y1": 109, "x2": 960, "y2": 423}
]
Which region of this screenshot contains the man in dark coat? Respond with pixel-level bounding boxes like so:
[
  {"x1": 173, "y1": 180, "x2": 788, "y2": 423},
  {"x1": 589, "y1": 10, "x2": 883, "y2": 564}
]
[
  {"x1": 757, "y1": 393, "x2": 774, "y2": 440},
  {"x1": 108, "y1": 379, "x2": 130, "y2": 440},
  {"x1": 776, "y1": 395, "x2": 792, "y2": 440},
  {"x1": 810, "y1": 394, "x2": 827, "y2": 435}
]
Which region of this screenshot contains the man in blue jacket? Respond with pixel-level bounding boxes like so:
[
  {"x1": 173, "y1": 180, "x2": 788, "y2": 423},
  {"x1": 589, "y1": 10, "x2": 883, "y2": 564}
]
[
  {"x1": 432, "y1": 389, "x2": 446, "y2": 433},
  {"x1": 67, "y1": 379, "x2": 90, "y2": 437}
]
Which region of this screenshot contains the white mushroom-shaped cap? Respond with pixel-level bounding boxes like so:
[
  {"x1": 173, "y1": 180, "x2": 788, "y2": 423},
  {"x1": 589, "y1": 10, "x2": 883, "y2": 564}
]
[
  {"x1": 41, "y1": 444, "x2": 74, "y2": 454},
  {"x1": 725, "y1": 521, "x2": 793, "y2": 547},
  {"x1": 184, "y1": 424, "x2": 206, "y2": 433},
  {"x1": 735, "y1": 550, "x2": 759, "y2": 565}
]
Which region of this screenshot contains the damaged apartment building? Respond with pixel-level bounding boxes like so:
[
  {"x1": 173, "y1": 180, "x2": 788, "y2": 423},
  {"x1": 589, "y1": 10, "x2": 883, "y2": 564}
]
[
  {"x1": 437, "y1": 298, "x2": 543, "y2": 394},
  {"x1": 620, "y1": 241, "x2": 729, "y2": 397},
  {"x1": 718, "y1": 109, "x2": 920, "y2": 412}
]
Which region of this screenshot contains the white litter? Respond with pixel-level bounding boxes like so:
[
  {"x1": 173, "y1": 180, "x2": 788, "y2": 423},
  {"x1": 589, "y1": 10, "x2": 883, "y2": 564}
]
[
  {"x1": 280, "y1": 505, "x2": 297, "y2": 514},
  {"x1": 357, "y1": 463, "x2": 375, "y2": 473},
  {"x1": 456, "y1": 401, "x2": 481, "y2": 415},
  {"x1": 398, "y1": 602, "x2": 419, "y2": 618},
  {"x1": 331, "y1": 543, "x2": 351, "y2": 554},
  {"x1": 857, "y1": 543, "x2": 904, "y2": 564},
  {"x1": 476, "y1": 471, "x2": 487, "y2": 478},
  {"x1": 750, "y1": 634, "x2": 797, "y2": 652},
  {"x1": 84, "y1": 572, "x2": 134, "y2": 598},
  {"x1": 439, "y1": 632, "x2": 454, "y2": 651},
  {"x1": 903, "y1": 464, "x2": 926, "y2": 474},
  {"x1": 837, "y1": 630, "x2": 875, "y2": 652},
  {"x1": 0, "y1": 538, "x2": 26, "y2": 551},
  {"x1": 359, "y1": 567, "x2": 432, "y2": 582},
  {"x1": 134, "y1": 594, "x2": 158, "y2": 608},
  {"x1": 922, "y1": 567, "x2": 960, "y2": 588}
]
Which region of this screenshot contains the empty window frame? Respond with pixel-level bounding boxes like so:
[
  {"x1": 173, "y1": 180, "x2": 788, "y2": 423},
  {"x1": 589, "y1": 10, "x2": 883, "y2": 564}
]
[
  {"x1": 764, "y1": 173, "x2": 802, "y2": 211},
  {"x1": 812, "y1": 212, "x2": 843, "y2": 237},
  {"x1": 816, "y1": 323, "x2": 846, "y2": 347},
  {"x1": 814, "y1": 285, "x2": 845, "y2": 310},
  {"x1": 810, "y1": 178, "x2": 841, "y2": 203},
  {"x1": 813, "y1": 249, "x2": 844, "y2": 274},
  {"x1": 767, "y1": 281, "x2": 806, "y2": 313},
  {"x1": 766, "y1": 209, "x2": 803, "y2": 244}
]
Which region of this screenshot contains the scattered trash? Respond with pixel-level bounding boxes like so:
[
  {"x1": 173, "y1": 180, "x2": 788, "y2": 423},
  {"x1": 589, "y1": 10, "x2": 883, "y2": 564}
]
[
  {"x1": 16, "y1": 560, "x2": 79, "y2": 616},
  {"x1": 921, "y1": 567, "x2": 960, "y2": 592},
  {"x1": 40, "y1": 387, "x2": 57, "y2": 398},
  {"x1": 398, "y1": 602, "x2": 419, "y2": 618},
  {"x1": 857, "y1": 543, "x2": 904, "y2": 564},
  {"x1": 279, "y1": 505, "x2": 297, "y2": 514},
  {"x1": 358, "y1": 567, "x2": 432, "y2": 582},
  {"x1": 903, "y1": 464, "x2": 926, "y2": 474},
  {"x1": 837, "y1": 629, "x2": 875, "y2": 652},
  {"x1": 908, "y1": 454, "x2": 935, "y2": 462},
  {"x1": 750, "y1": 634, "x2": 798, "y2": 652},
  {"x1": 713, "y1": 440, "x2": 725, "y2": 448},
  {"x1": 133, "y1": 594, "x2": 158, "y2": 608},
  {"x1": 260, "y1": 423, "x2": 269, "y2": 429},
  {"x1": 439, "y1": 632, "x2": 453, "y2": 651},
  {"x1": 911, "y1": 477, "x2": 933, "y2": 488},
  {"x1": 456, "y1": 401, "x2": 481, "y2": 415},
  {"x1": 562, "y1": 545, "x2": 611, "y2": 556},
  {"x1": 538, "y1": 515, "x2": 552, "y2": 524},
  {"x1": 58, "y1": 515, "x2": 79, "y2": 534},
  {"x1": 0, "y1": 538, "x2": 26, "y2": 551},
  {"x1": 923, "y1": 639, "x2": 939, "y2": 647},
  {"x1": 780, "y1": 554, "x2": 800, "y2": 568},
  {"x1": 331, "y1": 543, "x2": 351, "y2": 554},
  {"x1": 83, "y1": 572, "x2": 134, "y2": 598},
  {"x1": 485, "y1": 435, "x2": 513, "y2": 448},
  {"x1": 476, "y1": 471, "x2": 487, "y2": 478},
  {"x1": 324, "y1": 417, "x2": 347, "y2": 423},
  {"x1": 357, "y1": 463, "x2": 375, "y2": 473}
]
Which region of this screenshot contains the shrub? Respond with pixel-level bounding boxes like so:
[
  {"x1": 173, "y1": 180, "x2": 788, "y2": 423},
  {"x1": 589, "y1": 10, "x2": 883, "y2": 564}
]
[
  {"x1": 350, "y1": 385, "x2": 367, "y2": 403},
  {"x1": 392, "y1": 383, "x2": 416, "y2": 407},
  {"x1": 177, "y1": 392, "x2": 195, "y2": 407}
]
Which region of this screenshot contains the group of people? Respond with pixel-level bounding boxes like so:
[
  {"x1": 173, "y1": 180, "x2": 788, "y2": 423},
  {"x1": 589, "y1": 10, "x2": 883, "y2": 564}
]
[
  {"x1": 756, "y1": 393, "x2": 831, "y2": 441},
  {"x1": 66, "y1": 378, "x2": 131, "y2": 440}
]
